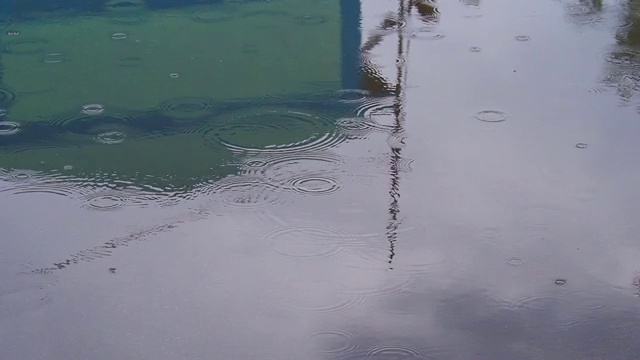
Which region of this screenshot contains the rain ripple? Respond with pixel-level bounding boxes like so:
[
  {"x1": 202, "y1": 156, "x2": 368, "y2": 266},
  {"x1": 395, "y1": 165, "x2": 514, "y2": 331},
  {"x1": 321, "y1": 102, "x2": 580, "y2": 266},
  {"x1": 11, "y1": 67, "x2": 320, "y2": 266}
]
[
  {"x1": 205, "y1": 107, "x2": 347, "y2": 154},
  {"x1": 47, "y1": 111, "x2": 144, "y2": 141},
  {"x1": 354, "y1": 98, "x2": 402, "y2": 132},
  {"x1": 193, "y1": 176, "x2": 285, "y2": 211},
  {"x1": 0, "y1": 170, "x2": 177, "y2": 208},
  {"x1": 264, "y1": 226, "x2": 353, "y2": 259},
  {"x1": 83, "y1": 191, "x2": 129, "y2": 211},
  {"x1": 157, "y1": 97, "x2": 217, "y2": 120},
  {"x1": 333, "y1": 89, "x2": 372, "y2": 103},
  {"x1": 277, "y1": 280, "x2": 365, "y2": 315},
  {"x1": 339, "y1": 267, "x2": 417, "y2": 299},
  {"x1": 504, "y1": 289, "x2": 608, "y2": 331},
  {"x1": 410, "y1": 28, "x2": 446, "y2": 41},
  {"x1": 284, "y1": 174, "x2": 341, "y2": 196},
  {"x1": 363, "y1": 345, "x2": 429, "y2": 359},
  {"x1": 308, "y1": 330, "x2": 360, "y2": 357},
  {"x1": 0, "y1": 170, "x2": 92, "y2": 198},
  {"x1": 238, "y1": 152, "x2": 342, "y2": 177}
]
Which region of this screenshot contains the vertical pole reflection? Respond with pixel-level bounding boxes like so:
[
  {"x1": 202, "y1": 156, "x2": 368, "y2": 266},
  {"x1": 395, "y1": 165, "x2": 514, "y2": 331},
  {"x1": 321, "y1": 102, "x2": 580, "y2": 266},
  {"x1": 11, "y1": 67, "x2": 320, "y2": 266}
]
[{"x1": 386, "y1": 0, "x2": 410, "y2": 269}]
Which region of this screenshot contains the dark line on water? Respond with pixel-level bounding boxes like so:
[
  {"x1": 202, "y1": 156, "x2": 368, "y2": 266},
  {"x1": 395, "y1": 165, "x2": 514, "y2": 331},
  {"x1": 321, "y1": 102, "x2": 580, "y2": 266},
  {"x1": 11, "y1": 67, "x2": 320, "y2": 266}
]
[
  {"x1": 31, "y1": 209, "x2": 214, "y2": 274},
  {"x1": 386, "y1": 0, "x2": 410, "y2": 269}
]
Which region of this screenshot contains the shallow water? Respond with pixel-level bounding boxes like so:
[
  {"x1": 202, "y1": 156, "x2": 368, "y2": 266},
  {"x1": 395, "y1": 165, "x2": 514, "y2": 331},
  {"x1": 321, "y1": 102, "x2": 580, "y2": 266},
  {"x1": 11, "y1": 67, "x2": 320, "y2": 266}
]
[{"x1": 2, "y1": 0, "x2": 640, "y2": 359}]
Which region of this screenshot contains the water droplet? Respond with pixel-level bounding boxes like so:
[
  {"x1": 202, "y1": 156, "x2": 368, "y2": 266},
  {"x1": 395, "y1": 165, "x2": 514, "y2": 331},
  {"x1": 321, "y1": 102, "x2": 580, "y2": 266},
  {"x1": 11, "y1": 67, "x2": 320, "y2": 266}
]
[
  {"x1": 576, "y1": 143, "x2": 587, "y2": 149},
  {"x1": 108, "y1": 267, "x2": 117, "y2": 273},
  {"x1": 296, "y1": 15, "x2": 327, "y2": 25},
  {"x1": 0, "y1": 121, "x2": 20, "y2": 135},
  {"x1": 469, "y1": 46, "x2": 481, "y2": 52},
  {"x1": 309, "y1": 330, "x2": 359, "y2": 357},
  {"x1": 95, "y1": 131, "x2": 125, "y2": 144},
  {"x1": 63, "y1": 165, "x2": 73, "y2": 171},
  {"x1": 554, "y1": 279, "x2": 567, "y2": 285},
  {"x1": 474, "y1": 110, "x2": 508, "y2": 122},
  {"x1": 43, "y1": 52, "x2": 63, "y2": 63},
  {"x1": 507, "y1": 257, "x2": 524, "y2": 266},
  {"x1": 515, "y1": 35, "x2": 530, "y2": 41},
  {"x1": 169, "y1": 73, "x2": 180, "y2": 78},
  {"x1": 111, "y1": 32, "x2": 128, "y2": 40},
  {"x1": 81, "y1": 104, "x2": 105, "y2": 115}
]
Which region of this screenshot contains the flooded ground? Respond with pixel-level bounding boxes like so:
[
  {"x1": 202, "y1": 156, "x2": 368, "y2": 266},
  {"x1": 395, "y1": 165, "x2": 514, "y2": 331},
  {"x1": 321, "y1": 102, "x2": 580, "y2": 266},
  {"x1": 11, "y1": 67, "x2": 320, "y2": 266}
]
[{"x1": 2, "y1": 0, "x2": 640, "y2": 359}]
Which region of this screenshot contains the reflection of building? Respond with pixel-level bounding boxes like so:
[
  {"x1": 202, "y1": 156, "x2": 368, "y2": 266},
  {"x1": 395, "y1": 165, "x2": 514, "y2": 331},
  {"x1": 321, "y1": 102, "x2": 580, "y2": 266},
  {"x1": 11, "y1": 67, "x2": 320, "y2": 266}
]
[{"x1": 0, "y1": 0, "x2": 362, "y2": 191}]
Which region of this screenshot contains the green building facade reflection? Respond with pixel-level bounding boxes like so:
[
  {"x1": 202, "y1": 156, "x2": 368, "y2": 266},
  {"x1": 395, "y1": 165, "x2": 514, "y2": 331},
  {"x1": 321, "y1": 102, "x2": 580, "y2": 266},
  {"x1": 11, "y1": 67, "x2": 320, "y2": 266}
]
[{"x1": 0, "y1": 0, "x2": 362, "y2": 193}]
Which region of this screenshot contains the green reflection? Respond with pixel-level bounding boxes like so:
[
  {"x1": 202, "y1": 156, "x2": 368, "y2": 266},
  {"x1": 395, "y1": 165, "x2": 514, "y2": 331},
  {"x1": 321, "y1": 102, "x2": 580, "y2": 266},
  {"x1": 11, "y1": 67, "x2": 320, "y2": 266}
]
[{"x1": 0, "y1": 0, "x2": 357, "y2": 193}]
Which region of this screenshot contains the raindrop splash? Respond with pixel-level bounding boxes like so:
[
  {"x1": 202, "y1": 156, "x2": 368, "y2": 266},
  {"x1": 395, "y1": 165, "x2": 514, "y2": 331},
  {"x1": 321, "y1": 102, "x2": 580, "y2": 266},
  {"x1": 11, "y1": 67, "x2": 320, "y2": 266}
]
[
  {"x1": 474, "y1": 110, "x2": 508, "y2": 122},
  {"x1": 81, "y1": 104, "x2": 106, "y2": 115},
  {"x1": 0, "y1": 121, "x2": 20, "y2": 135},
  {"x1": 95, "y1": 131, "x2": 126, "y2": 144},
  {"x1": 111, "y1": 32, "x2": 128, "y2": 40}
]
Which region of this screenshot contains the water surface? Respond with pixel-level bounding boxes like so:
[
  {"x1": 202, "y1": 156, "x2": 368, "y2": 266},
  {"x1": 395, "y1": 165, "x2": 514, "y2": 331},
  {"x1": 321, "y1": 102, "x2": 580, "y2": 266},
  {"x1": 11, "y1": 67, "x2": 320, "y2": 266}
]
[{"x1": 2, "y1": 0, "x2": 640, "y2": 359}]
